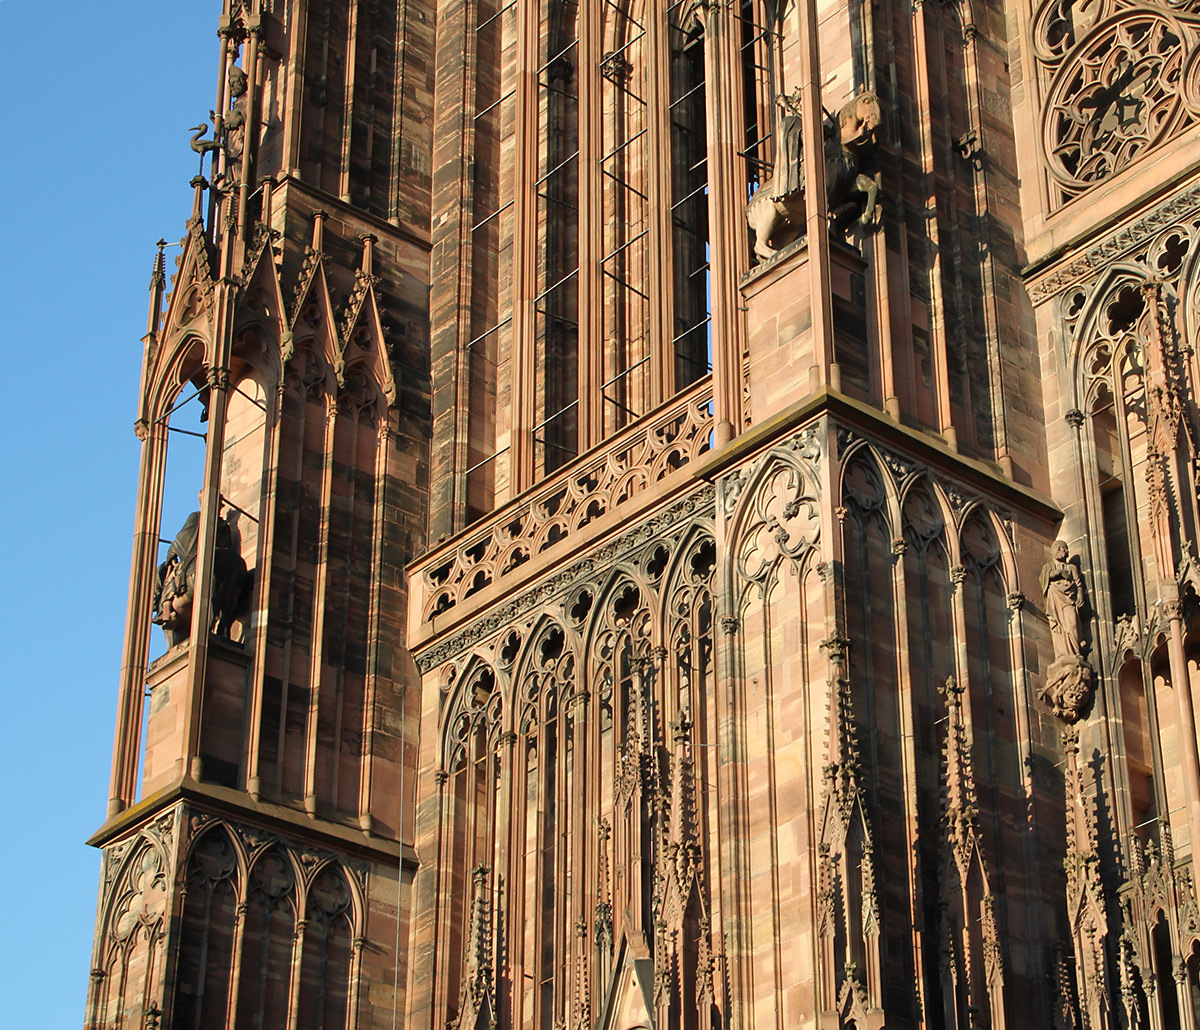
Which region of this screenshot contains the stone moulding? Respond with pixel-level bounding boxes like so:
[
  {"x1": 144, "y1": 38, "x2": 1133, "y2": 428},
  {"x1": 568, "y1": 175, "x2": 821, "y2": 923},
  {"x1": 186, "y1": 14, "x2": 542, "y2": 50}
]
[
  {"x1": 413, "y1": 484, "x2": 717, "y2": 673},
  {"x1": 411, "y1": 378, "x2": 714, "y2": 626},
  {"x1": 1027, "y1": 179, "x2": 1200, "y2": 302}
]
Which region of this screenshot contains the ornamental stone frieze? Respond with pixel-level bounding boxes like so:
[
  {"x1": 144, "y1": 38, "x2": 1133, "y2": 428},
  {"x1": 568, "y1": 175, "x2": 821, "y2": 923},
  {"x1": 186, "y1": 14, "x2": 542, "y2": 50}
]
[
  {"x1": 1027, "y1": 179, "x2": 1200, "y2": 303},
  {"x1": 414, "y1": 484, "x2": 716, "y2": 673},
  {"x1": 413, "y1": 381, "x2": 714, "y2": 628}
]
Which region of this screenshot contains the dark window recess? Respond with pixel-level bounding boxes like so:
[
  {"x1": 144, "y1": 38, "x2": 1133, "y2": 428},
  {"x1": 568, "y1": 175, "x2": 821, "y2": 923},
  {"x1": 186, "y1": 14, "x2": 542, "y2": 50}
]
[{"x1": 1101, "y1": 481, "x2": 1136, "y2": 620}]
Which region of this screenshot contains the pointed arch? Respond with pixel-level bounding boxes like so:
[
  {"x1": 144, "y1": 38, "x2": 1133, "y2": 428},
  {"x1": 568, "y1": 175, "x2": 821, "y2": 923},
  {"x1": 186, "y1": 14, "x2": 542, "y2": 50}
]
[
  {"x1": 147, "y1": 334, "x2": 210, "y2": 428},
  {"x1": 297, "y1": 861, "x2": 355, "y2": 1030},
  {"x1": 587, "y1": 565, "x2": 656, "y2": 656},
  {"x1": 439, "y1": 657, "x2": 501, "y2": 774},
  {"x1": 288, "y1": 255, "x2": 344, "y2": 388},
  {"x1": 340, "y1": 279, "x2": 397, "y2": 408},
  {"x1": 173, "y1": 824, "x2": 242, "y2": 1030},
  {"x1": 1067, "y1": 261, "x2": 1153, "y2": 404},
  {"x1": 1179, "y1": 223, "x2": 1200, "y2": 349},
  {"x1": 724, "y1": 441, "x2": 823, "y2": 612},
  {"x1": 231, "y1": 241, "x2": 288, "y2": 386},
  {"x1": 899, "y1": 472, "x2": 951, "y2": 555},
  {"x1": 92, "y1": 834, "x2": 173, "y2": 1030},
  {"x1": 159, "y1": 225, "x2": 218, "y2": 354},
  {"x1": 235, "y1": 844, "x2": 297, "y2": 1029}
]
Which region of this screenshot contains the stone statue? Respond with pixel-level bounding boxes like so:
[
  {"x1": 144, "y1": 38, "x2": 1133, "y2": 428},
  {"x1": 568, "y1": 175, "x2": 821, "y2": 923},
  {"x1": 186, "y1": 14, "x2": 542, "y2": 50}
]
[
  {"x1": 152, "y1": 507, "x2": 250, "y2": 646},
  {"x1": 1040, "y1": 540, "x2": 1085, "y2": 658},
  {"x1": 746, "y1": 89, "x2": 883, "y2": 262},
  {"x1": 187, "y1": 67, "x2": 249, "y2": 186},
  {"x1": 1037, "y1": 541, "x2": 1094, "y2": 722},
  {"x1": 217, "y1": 67, "x2": 249, "y2": 189},
  {"x1": 769, "y1": 88, "x2": 805, "y2": 202},
  {"x1": 189, "y1": 123, "x2": 220, "y2": 177},
  {"x1": 825, "y1": 91, "x2": 883, "y2": 235}
]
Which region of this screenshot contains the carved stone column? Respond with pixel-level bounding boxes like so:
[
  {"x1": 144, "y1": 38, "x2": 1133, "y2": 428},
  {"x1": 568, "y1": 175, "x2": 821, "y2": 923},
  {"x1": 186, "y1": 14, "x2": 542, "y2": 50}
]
[{"x1": 1164, "y1": 594, "x2": 1200, "y2": 878}]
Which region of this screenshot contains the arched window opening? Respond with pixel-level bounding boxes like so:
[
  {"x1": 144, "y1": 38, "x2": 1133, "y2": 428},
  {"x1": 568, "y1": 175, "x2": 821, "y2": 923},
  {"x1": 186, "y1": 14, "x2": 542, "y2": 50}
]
[
  {"x1": 600, "y1": 1, "x2": 651, "y2": 435},
  {"x1": 236, "y1": 847, "x2": 296, "y2": 1028},
  {"x1": 1091, "y1": 393, "x2": 1138, "y2": 621},
  {"x1": 216, "y1": 367, "x2": 268, "y2": 644},
  {"x1": 297, "y1": 864, "x2": 355, "y2": 1030},
  {"x1": 263, "y1": 344, "x2": 335, "y2": 803},
  {"x1": 142, "y1": 349, "x2": 260, "y2": 799},
  {"x1": 173, "y1": 829, "x2": 240, "y2": 1030},
  {"x1": 738, "y1": 1, "x2": 779, "y2": 200},
  {"x1": 1119, "y1": 658, "x2": 1157, "y2": 843},
  {"x1": 300, "y1": 2, "x2": 349, "y2": 197},
  {"x1": 533, "y1": 2, "x2": 582, "y2": 478},
  {"x1": 1152, "y1": 915, "x2": 1182, "y2": 1028},
  {"x1": 465, "y1": 0, "x2": 519, "y2": 523},
  {"x1": 318, "y1": 369, "x2": 385, "y2": 818},
  {"x1": 668, "y1": 11, "x2": 712, "y2": 392},
  {"x1": 151, "y1": 379, "x2": 209, "y2": 662}
]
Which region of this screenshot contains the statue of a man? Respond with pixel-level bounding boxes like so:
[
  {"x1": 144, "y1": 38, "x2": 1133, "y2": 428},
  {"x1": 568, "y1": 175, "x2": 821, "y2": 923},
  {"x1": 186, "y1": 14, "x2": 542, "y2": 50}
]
[
  {"x1": 152, "y1": 512, "x2": 201, "y2": 645},
  {"x1": 152, "y1": 501, "x2": 249, "y2": 645},
  {"x1": 1040, "y1": 540, "x2": 1086, "y2": 659},
  {"x1": 217, "y1": 66, "x2": 250, "y2": 188},
  {"x1": 769, "y1": 88, "x2": 804, "y2": 200}
]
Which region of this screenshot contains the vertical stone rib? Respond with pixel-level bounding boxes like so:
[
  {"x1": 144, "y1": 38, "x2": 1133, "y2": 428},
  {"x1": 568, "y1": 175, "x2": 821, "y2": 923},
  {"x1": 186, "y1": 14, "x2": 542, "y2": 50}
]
[
  {"x1": 960, "y1": 19, "x2": 1012, "y2": 473},
  {"x1": 246, "y1": 382, "x2": 284, "y2": 800},
  {"x1": 281, "y1": 1, "x2": 309, "y2": 176},
  {"x1": 357, "y1": 424, "x2": 388, "y2": 829},
  {"x1": 510, "y1": 0, "x2": 539, "y2": 492},
  {"x1": 183, "y1": 332, "x2": 234, "y2": 779},
  {"x1": 112, "y1": 419, "x2": 168, "y2": 813},
  {"x1": 576, "y1": 1, "x2": 602, "y2": 452},
  {"x1": 908, "y1": 0, "x2": 955, "y2": 446},
  {"x1": 706, "y1": 7, "x2": 749, "y2": 440},
  {"x1": 341, "y1": 0, "x2": 361, "y2": 201},
  {"x1": 223, "y1": 900, "x2": 248, "y2": 1030},
  {"x1": 303, "y1": 401, "x2": 338, "y2": 814},
  {"x1": 795, "y1": 0, "x2": 834, "y2": 391}
]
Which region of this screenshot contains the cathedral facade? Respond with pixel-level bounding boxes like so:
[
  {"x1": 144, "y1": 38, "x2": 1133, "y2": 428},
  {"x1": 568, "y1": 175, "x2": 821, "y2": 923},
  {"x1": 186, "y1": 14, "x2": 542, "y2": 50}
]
[{"x1": 85, "y1": 0, "x2": 1200, "y2": 1027}]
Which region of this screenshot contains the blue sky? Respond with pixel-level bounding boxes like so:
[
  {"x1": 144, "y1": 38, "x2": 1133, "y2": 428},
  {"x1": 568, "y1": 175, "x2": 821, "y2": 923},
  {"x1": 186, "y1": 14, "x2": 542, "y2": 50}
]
[{"x1": 0, "y1": 3, "x2": 217, "y2": 1022}]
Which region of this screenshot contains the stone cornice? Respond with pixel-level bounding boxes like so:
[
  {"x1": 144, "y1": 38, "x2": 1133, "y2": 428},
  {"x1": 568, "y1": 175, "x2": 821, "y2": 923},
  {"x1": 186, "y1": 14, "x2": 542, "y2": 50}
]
[
  {"x1": 1025, "y1": 178, "x2": 1200, "y2": 303},
  {"x1": 694, "y1": 388, "x2": 1063, "y2": 525},
  {"x1": 271, "y1": 175, "x2": 432, "y2": 251},
  {"x1": 87, "y1": 776, "x2": 416, "y2": 867}
]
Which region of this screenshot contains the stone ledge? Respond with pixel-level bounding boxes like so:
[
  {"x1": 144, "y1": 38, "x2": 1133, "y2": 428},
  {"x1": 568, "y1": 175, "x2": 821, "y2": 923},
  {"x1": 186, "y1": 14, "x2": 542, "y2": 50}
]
[
  {"x1": 87, "y1": 776, "x2": 417, "y2": 867},
  {"x1": 693, "y1": 386, "x2": 1063, "y2": 524}
]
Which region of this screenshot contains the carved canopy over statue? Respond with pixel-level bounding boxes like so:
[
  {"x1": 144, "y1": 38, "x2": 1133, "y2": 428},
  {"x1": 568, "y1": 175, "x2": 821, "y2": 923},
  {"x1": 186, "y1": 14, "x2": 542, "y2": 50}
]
[
  {"x1": 152, "y1": 507, "x2": 250, "y2": 647},
  {"x1": 746, "y1": 88, "x2": 884, "y2": 262},
  {"x1": 1037, "y1": 540, "x2": 1095, "y2": 722}
]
